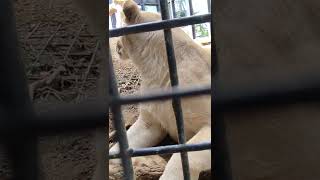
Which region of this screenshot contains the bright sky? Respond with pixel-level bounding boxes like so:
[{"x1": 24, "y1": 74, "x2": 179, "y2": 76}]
[{"x1": 192, "y1": 0, "x2": 210, "y2": 15}]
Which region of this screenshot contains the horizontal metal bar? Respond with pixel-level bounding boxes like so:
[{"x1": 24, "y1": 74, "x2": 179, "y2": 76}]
[
  {"x1": 114, "y1": 85, "x2": 211, "y2": 105},
  {"x1": 214, "y1": 77, "x2": 320, "y2": 111},
  {"x1": 143, "y1": 3, "x2": 159, "y2": 6},
  {"x1": 0, "y1": 86, "x2": 212, "y2": 136},
  {"x1": 1, "y1": 81, "x2": 319, "y2": 136},
  {"x1": 25, "y1": 34, "x2": 95, "y2": 39},
  {"x1": 0, "y1": 101, "x2": 107, "y2": 138},
  {"x1": 1, "y1": 83, "x2": 320, "y2": 137},
  {"x1": 109, "y1": 142, "x2": 211, "y2": 159},
  {"x1": 109, "y1": 14, "x2": 211, "y2": 38}
]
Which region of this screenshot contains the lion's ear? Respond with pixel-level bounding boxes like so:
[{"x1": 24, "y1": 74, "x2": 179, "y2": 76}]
[{"x1": 122, "y1": 0, "x2": 140, "y2": 24}]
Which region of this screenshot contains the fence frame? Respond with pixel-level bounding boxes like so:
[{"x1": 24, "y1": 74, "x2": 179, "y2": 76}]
[
  {"x1": 108, "y1": 0, "x2": 212, "y2": 180},
  {"x1": 0, "y1": 0, "x2": 213, "y2": 180}
]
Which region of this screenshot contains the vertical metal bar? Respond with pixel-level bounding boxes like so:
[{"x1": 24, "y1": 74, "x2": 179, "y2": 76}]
[
  {"x1": 141, "y1": 0, "x2": 145, "y2": 11},
  {"x1": 207, "y1": 0, "x2": 211, "y2": 39},
  {"x1": 107, "y1": 46, "x2": 134, "y2": 180},
  {"x1": 188, "y1": 0, "x2": 196, "y2": 39},
  {"x1": 171, "y1": 0, "x2": 177, "y2": 18},
  {"x1": 213, "y1": 111, "x2": 233, "y2": 180},
  {"x1": 0, "y1": 0, "x2": 37, "y2": 180},
  {"x1": 156, "y1": 0, "x2": 160, "y2": 12},
  {"x1": 159, "y1": 1, "x2": 191, "y2": 180},
  {"x1": 6, "y1": 138, "x2": 38, "y2": 180},
  {"x1": 211, "y1": 1, "x2": 232, "y2": 178}
]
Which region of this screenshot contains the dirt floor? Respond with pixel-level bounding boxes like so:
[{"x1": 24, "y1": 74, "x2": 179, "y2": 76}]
[
  {"x1": 0, "y1": 0, "x2": 211, "y2": 179},
  {"x1": 0, "y1": 0, "x2": 140, "y2": 179}
]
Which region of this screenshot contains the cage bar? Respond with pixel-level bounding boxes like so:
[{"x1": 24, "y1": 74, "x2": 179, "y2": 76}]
[
  {"x1": 115, "y1": 85, "x2": 211, "y2": 105},
  {"x1": 109, "y1": 142, "x2": 211, "y2": 159},
  {"x1": 159, "y1": 0, "x2": 191, "y2": 179},
  {"x1": 188, "y1": 0, "x2": 196, "y2": 39},
  {"x1": 108, "y1": 47, "x2": 135, "y2": 179},
  {"x1": 0, "y1": 0, "x2": 38, "y2": 179},
  {"x1": 171, "y1": 0, "x2": 177, "y2": 18},
  {"x1": 109, "y1": 13, "x2": 211, "y2": 38}
]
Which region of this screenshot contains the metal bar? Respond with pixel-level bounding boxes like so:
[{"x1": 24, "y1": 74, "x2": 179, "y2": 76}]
[
  {"x1": 214, "y1": 80, "x2": 320, "y2": 111},
  {"x1": 141, "y1": 1, "x2": 145, "y2": 10},
  {"x1": 144, "y1": 3, "x2": 159, "y2": 6},
  {"x1": 188, "y1": 0, "x2": 196, "y2": 39},
  {"x1": 115, "y1": 85, "x2": 211, "y2": 105},
  {"x1": 27, "y1": 34, "x2": 95, "y2": 38},
  {"x1": 171, "y1": 0, "x2": 177, "y2": 18},
  {"x1": 109, "y1": 14, "x2": 211, "y2": 37},
  {"x1": 156, "y1": 0, "x2": 160, "y2": 11},
  {"x1": 0, "y1": 79, "x2": 318, "y2": 136},
  {"x1": 0, "y1": 86, "x2": 209, "y2": 136},
  {"x1": 207, "y1": 0, "x2": 212, "y2": 38},
  {"x1": 0, "y1": 79, "x2": 318, "y2": 137},
  {"x1": 109, "y1": 142, "x2": 211, "y2": 159},
  {"x1": 0, "y1": 0, "x2": 37, "y2": 179},
  {"x1": 159, "y1": 1, "x2": 191, "y2": 180},
  {"x1": 108, "y1": 47, "x2": 134, "y2": 180},
  {"x1": 41, "y1": 52, "x2": 96, "y2": 56},
  {"x1": 213, "y1": 111, "x2": 233, "y2": 180},
  {"x1": 211, "y1": 3, "x2": 232, "y2": 179},
  {"x1": 21, "y1": 101, "x2": 106, "y2": 136}
]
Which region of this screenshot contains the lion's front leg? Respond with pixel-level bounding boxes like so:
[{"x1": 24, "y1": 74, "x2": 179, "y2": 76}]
[
  {"x1": 109, "y1": 111, "x2": 167, "y2": 178},
  {"x1": 159, "y1": 126, "x2": 211, "y2": 180}
]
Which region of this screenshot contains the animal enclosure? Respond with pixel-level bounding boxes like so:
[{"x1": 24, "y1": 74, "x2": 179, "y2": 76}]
[
  {"x1": 108, "y1": 0, "x2": 212, "y2": 179},
  {"x1": 0, "y1": 0, "x2": 212, "y2": 180}
]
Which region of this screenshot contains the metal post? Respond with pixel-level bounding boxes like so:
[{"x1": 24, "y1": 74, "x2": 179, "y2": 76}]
[
  {"x1": 211, "y1": 3, "x2": 232, "y2": 178},
  {"x1": 141, "y1": 0, "x2": 145, "y2": 11},
  {"x1": 171, "y1": 0, "x2": 177, "y2": 18},
  {"x1": 0, "y1": 0, "x2": 37, "y2": 180},
  {"x1": 207, "y1": 0, "x2": 211, "y2": 42},
  {"x1": 108, "y1": 47, "x2": 134, "y2": 180},
  {"x1": 159, "y1": 0, "x2": 191, "y2": 180},
  {"x1": 188, "y1": 0, "x2": 196, "y2": 39},
  {"x1": 156, "y1": 0, "x2": 160, "y2": 12}
]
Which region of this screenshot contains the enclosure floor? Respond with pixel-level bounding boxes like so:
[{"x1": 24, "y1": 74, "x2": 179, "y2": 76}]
[{"x1": 0, "y1": 0, "x2": 139, "y2": 179}]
